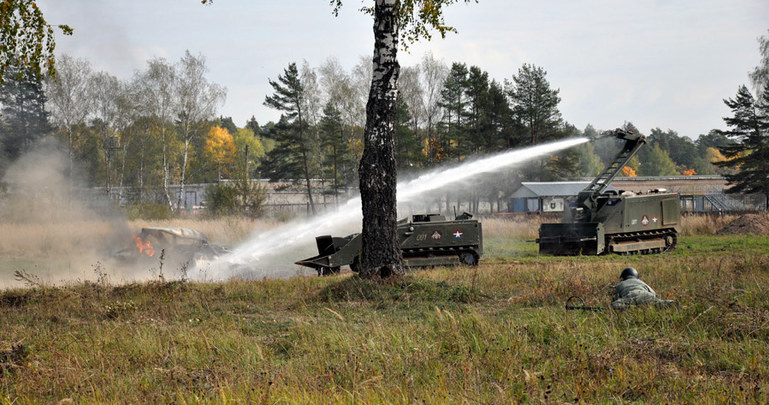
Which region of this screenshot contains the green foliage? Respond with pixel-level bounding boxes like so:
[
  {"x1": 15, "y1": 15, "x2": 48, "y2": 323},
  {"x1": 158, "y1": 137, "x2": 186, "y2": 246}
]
[
  {"x1": 245, "y1": 115, "x2": 261, "y2": 137},
  {"x1": 330, "y1": 0, "x2": 478, "y2": 49},
  {"x1": 125, "y1": 203, "x2": 172, "y2": 220},
  {"x1": 394, "y1": 98, "x2": 423, "y2": 170},
  {"x1": 260, "y1": 117, "x2": 307, "y2": 180},
  {"x1": 507, "y1": 63, "x2": 562, "y2": 145},
  {"x1": 436, "y1": 62, "x2": 468, "y2": 161},
  {"x1": 574, "y1": 141, "x2": 603, "y2": 177},
  {"x1": 215, "y1": 116, "x2": 238, "y2": 135},
  {"x1": 434, "y1": 64, "x2": 514, "y2": 163},
  {"x1": 263, "y1": 62, "x2": 317, "y2": 214},
  {"x1": 460, "y1": 65, "x2": 490, "y2": 155},
  {"x1": 205, "y1": 182, "x2": 239, "y2": 217},
  {"x1": 716, "y1": 85, "x2": 769, "y2": 207},
  {"x1": 486, "y1": 79, "x2": 514, "y2": 149},
  {"x1": 0, "y1": 65, "x2": 51, "y2": 159},
  {"x1": 646, "y1": 127, "x2": 699, "y2": 171},
  {"x1": 234, "y1": 177, "x2": 267, "y2": 218},
  {"x1": 204, "y1": 179, "x2": 266, "y2": 218},
  {"x1": 232, "y1": 127, "x2": 265, "y2": 176},
  {"x1": 0, "y1": 0, "x2": 73, "y2": 84},
  {"x1": 639, "y1": 143, "x2": 678, "y2": 176},
  {"x1": 319, "y1": 101, "x2": 353, "y2": 192},
  {"x1": 696, "y1": 129, "x2": 733, "y2": 154},
  {"x1": 264, "y1": 62, "x2": 303, "y2": 121}
]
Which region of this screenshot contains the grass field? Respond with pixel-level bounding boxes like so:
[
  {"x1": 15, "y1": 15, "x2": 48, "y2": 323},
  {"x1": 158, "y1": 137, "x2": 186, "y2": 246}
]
[{"x1": 1, "y1": 215, "x2": 768, "y2": 403}]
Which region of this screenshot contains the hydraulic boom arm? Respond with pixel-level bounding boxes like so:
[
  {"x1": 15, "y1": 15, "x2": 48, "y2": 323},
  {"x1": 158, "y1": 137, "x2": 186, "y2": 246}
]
[{"x1": 574, "y1": 129, "x2": 646, "y2": 220}]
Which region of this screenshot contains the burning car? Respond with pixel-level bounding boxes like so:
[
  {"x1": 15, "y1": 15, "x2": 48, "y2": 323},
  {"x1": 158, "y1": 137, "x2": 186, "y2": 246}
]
[{"x1": 114, "y1": 227, "x2": 228, "y2": 265}]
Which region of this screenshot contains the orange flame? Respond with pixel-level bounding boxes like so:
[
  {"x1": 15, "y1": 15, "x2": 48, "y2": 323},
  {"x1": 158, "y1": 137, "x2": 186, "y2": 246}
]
[{"x1": 133, "y1": 235, "x2": 155, "y2": 257}]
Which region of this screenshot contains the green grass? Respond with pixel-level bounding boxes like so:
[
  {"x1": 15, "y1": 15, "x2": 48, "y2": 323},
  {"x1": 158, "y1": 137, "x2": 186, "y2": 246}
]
[{"x1": 2, "y1": 234, "x2": 769, "y2": 403}]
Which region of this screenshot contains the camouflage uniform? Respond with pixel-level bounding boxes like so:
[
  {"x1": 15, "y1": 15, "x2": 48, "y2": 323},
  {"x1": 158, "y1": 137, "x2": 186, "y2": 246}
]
[{"x1": 611, "y1": 277, "x2": 675, "y2": 310}]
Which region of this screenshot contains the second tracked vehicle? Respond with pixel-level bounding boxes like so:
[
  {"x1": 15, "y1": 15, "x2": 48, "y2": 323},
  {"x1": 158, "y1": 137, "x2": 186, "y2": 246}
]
[
  {"x1": 537, "y1": 129, "x2": 681, "y2": 255},
  {"x1": 296, "y1": 212, "x2": 483, "y2": 275}
]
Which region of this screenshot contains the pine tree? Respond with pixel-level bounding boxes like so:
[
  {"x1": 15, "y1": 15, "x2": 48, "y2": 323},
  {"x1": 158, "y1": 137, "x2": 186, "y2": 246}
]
[
  {"x1": 394, "y1": 98, "x2": 422, "y2": 171},
  {"x1": 0, "y1": 65, "x2": 51, "y2": 159},
  {"x1": 485, "y1": 80, "x2": 514, "y2": 151},
  {"x1": 544, "y1": 124, "x2": 582, "y2": 180},
  {"x1": 261, "y1": 116, "x2": 307, "y2": 182},
  {"x1": 246, "y1": 116, "x2": 261, "y2": 137},
  {"x1": 263, "y1": 62, "x2": 316, "y2": 214},
  {"x1": 461, "y1": 65, "x2": 489, "y2": 155},
  {"x1": 318, "y1": 102, "x2": 352, "y2": 203},
  {"x1": 437, "y1": 62, "x2": 468, "y2": 162},
  {"x1": 716, "y1": 85, "x2": 769, "y2": 209},
  {"x1": 507, "y1": 64, "x2": 562, "y2": 145}
]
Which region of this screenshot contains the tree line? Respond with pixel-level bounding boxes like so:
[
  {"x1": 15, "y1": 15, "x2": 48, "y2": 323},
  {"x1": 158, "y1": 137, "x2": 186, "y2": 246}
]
[{"x1": 1, "y1": 44, "x2": 766, "y2": 215}]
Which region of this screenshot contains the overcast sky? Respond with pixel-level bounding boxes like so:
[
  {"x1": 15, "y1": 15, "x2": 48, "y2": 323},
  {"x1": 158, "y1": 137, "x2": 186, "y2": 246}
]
[{"x1": 39, "y1": 0, "x2": 768, "y2": 140}]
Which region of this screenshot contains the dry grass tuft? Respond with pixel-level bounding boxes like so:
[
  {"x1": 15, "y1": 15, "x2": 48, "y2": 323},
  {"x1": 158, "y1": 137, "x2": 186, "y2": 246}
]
[
  {"x1": 481, "y1": 216, "x2": 546, "y2": 239},
  {"x1": 0, "y1": 221, "x2": 118, "y2": 257},
  {"x1": 680, "y1": 214, "x2": 738, "y2": 236}
]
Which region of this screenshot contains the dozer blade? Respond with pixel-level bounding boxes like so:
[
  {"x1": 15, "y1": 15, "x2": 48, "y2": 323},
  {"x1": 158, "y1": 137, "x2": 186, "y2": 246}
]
[
  {"x1": 295, "y1": 234, "x2": 361, "y2": 274},
  {"x1": 537, "y1": 223, "x2": 605, "y2": 255}
]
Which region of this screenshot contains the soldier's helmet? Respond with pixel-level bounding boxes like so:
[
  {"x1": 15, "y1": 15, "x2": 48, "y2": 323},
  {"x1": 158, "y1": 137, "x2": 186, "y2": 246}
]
[{"x1": 620, "y1": 267, "x2": 639, "y2": 280}]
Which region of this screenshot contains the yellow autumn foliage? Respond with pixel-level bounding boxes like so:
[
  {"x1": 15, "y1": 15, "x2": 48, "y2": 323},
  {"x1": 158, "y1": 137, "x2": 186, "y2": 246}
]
[
  {"x1": 621, "y1": 166, "x2": 637, "y2": 177},
  {"x1": 204, "y1": 126, "x2": 236, "y2": 172}
]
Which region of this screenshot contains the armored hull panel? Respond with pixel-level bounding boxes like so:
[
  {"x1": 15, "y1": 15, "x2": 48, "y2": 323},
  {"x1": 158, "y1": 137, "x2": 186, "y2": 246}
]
[{"x1": 595, "y1": 193, "x2": 680, "y2": 235}]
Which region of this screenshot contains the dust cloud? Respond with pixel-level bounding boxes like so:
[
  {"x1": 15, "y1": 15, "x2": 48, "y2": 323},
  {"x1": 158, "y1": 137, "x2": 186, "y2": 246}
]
[{"x1": 0, "y1": 139, "x2": 140, "y2": 289}]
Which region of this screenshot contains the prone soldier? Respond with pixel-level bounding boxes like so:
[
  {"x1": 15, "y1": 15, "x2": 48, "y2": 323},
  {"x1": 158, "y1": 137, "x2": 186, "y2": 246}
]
[{"x1": 611, "y1": 267, "x2": 676, "y2": 310}]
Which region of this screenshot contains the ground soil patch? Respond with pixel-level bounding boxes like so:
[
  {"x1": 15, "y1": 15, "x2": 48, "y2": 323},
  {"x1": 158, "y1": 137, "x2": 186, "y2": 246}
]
[{"x1": 717, "y1": 214, "x2": 769, "y2": 235}]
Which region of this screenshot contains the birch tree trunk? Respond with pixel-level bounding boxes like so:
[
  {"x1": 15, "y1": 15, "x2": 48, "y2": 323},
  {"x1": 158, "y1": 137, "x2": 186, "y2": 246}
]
[
  {"x1": 358, "y1": 0, "x2": 404, "y2": 278},
  {"x1": 177, "y1": 137, "x2": 190, "y2": 212},
  {"x1": 162, "y1": 125, "x2": 174, "y2": 212}
]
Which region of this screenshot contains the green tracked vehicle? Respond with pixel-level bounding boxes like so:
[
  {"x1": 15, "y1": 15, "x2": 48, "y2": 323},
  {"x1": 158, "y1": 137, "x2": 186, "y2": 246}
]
[
  {"x1": 296, "y1": 212, "x2": 483, "y2": 276},
  {"x1": 537, "y1": 129, "x2": 681, "y2": 255}
]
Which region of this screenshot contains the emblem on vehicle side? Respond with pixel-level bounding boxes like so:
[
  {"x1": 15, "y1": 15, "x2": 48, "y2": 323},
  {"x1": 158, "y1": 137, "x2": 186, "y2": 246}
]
[
  {"x1": 641, "y1": 215, "x2": 650, "y2": 226},
  {"x1": 431, "y1": 230, "x2": 442, "y2": 240}
]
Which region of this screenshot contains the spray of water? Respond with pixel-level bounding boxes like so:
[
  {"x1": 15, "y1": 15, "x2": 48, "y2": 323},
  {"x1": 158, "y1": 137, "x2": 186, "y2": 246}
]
[{"x1": 196, "y1": 137, "x2": 588, "y2": 280}]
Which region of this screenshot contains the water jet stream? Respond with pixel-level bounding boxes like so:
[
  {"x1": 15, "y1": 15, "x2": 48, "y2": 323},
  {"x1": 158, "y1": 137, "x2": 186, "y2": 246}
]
[{"x1": 198, "y1": 137, "x2": 588, "y2": 280}]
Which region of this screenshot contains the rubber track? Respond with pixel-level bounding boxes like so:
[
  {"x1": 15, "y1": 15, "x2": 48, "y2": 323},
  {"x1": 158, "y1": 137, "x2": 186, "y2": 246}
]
[{"x1": 607, "y1": 229, "x2": 677, "y2": 255}]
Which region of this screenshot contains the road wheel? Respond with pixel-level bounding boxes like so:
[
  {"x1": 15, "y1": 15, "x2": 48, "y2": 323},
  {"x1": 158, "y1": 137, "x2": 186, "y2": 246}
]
[{"x1": 459, "y1": 251, "x2": 479, "y2": 266}]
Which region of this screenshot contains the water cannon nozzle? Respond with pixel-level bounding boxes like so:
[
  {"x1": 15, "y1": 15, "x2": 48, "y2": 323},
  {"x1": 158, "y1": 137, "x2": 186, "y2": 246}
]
[{"x1": 589, "y1": 128, "x2": 644, "y2": 143}]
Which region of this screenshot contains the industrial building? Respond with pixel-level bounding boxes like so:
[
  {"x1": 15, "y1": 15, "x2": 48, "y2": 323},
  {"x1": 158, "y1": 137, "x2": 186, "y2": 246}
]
[{"x1": 508, "y1": 175, "x2": 764, "y2": 214}]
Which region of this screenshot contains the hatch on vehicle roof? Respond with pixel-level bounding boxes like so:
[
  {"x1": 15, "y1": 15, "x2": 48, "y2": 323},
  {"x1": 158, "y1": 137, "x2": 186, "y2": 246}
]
[{"x1": 411, "y1": 214, "x2": 447, "y2": 222}]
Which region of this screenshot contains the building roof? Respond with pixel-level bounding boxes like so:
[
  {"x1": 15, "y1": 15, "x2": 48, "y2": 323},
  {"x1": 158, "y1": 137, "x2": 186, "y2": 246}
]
[{"x1": 511, "y1": 182, "x2": 616, "y2": 198}]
